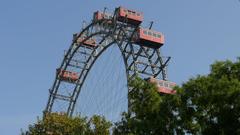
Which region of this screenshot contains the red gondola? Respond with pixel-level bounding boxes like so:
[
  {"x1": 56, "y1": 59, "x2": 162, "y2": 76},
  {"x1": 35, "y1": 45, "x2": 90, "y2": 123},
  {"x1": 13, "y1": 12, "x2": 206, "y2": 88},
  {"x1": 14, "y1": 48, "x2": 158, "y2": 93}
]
[
  {"x1": 115, "y1": 7, "x2": 143, "y2": 25},
  {"x1": 76, "y1": 37, "x2": 96, "y2": 47},
  {"x1": 148, "y1": 77, "x2": 176, "y2": 94},
  {"x1": 57, "y1": 69, "x2": 78, "y2": 82},
  {"x1": 73, "y1": 34, "x2": 96, "y2": 47},
  {"x1": 134, "y1": 28, "x2": 164, "y2": 49},
  {"x1": 93, "y1": 11, "x2": 112, "y2": 21}
]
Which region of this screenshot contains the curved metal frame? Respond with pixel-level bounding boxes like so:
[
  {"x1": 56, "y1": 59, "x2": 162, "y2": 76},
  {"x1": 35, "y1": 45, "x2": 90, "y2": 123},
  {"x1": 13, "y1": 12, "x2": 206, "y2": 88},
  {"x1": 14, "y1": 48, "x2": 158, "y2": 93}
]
[{"x1": 44, "y1": 12, "x2": 170, "y2": 116}]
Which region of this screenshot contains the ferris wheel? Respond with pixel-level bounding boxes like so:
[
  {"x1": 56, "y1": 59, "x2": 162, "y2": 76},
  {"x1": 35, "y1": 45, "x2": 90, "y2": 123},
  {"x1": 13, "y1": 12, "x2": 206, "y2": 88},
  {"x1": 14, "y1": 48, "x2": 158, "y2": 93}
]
[{"x1": 44, "y1": 7, "x2": 175, "y2": 122}]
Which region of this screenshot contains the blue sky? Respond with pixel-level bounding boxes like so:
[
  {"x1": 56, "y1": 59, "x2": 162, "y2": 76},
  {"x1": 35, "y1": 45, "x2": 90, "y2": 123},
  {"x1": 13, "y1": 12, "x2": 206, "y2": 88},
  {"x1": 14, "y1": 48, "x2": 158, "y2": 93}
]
[{"x1": 0, "y1": 0, "x2": 240, "y2": 134}]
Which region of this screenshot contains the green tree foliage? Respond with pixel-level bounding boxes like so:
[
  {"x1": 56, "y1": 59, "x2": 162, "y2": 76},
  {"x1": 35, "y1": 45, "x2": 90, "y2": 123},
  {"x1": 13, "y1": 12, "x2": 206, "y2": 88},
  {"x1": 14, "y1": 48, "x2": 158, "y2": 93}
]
[
  {"x1": 114, "y1": 58, "x2": 240, "y2": 135},
  {"x1": 113, "y1": 77, "x2": 177, "y2": 135},
  {"x1": 175, "y1": 59, "x2": 240, "y2": 134},
  {"x1": 22, "y1": 113, "x2": 112, "y2": 135},
  {"x1": 22, "y1": 59, "x2": 240, "y2": 135}
]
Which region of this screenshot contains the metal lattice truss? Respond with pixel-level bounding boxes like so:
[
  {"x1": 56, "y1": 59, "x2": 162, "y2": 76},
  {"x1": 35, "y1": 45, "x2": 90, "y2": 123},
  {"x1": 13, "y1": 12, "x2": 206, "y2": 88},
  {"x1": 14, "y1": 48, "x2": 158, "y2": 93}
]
[{"x1": 45, "y1": 12, "x2": 171, "y2": 116}]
